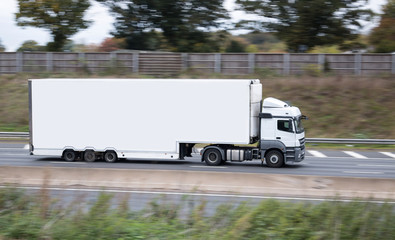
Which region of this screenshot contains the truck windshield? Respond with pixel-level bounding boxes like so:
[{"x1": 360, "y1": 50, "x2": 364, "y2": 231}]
[{"x1": 294, "y1": 117, "x2": 304, "y2": 134}]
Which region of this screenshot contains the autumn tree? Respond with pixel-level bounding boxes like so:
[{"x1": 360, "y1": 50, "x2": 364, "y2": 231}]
[
  {"x1": 98, "y1": 38, "x2": 125, "y2": 52},
  {"x1": 15, "y1": 0, "x2": 91, "y2": 52},
  {"x1": 17, "y1": 40, "x2": 45, "y2": 52},
  {"x1": 236, "y1": 0, "x2": 373, "y2": 52},
  {"x1": 369, "y1": 0, "x2": 395, "y2": 53},
  {"x1": 97, "y1": 0, "x2": 229, "y2": 52}
]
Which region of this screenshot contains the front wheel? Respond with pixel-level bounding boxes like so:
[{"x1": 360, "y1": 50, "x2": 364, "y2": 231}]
[
  {"x1": 203, "y1": 149, "x2": 222, "y2": 166},
  {"x1": 265, "y1": 150, "x2": 284, "y2": 168}
]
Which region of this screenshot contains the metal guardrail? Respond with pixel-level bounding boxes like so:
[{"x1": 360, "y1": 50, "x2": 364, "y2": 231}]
[
  {"x1": 306, "y1": 138, "x2": 395, "y2": 145},
  {"x1": 0, "y1": 132, "x2": 29, "y2": 138},
  {"x1": 0, "y1": 132, "x2": 394, "y2": 144}
]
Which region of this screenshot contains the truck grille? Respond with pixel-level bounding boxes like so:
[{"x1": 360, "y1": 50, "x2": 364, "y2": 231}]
[{"x1": 299, "y1": 138, "x2": 305, "y2": 145}]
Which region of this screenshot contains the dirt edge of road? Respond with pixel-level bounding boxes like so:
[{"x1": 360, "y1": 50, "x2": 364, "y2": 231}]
[{"x1": 1, "y1": 166, "x2": 394, "y2": 200}]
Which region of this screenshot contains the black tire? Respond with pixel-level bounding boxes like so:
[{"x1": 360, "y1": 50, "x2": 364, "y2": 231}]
[
  {"x1": 63, "y1": 150, "x2": 76, "y2": 162},
  {"x1": 265, "y1": 150, "x2": 284, "y2": 168},
  {"x1": 84, "y1": 150, "x2": 96, "y2": 162},
  {"x1": 203, "y1": 149, "x2": 222, "y2": 166},
  {"x1": 104, "y1": 151, "x2": 118, "y2": 163}
]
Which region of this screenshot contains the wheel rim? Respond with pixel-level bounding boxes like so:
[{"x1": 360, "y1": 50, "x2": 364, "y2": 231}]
[
  {"x1": 65, "y1": 152, "x2": 74, "y2": 161},
  {"x1": 208, "y1": 152, "x2": 218, "y2": 162},
  {"x1": 269, "y1": 155, "x2": 279, "y2": 164},
  {"x1": 106, "y1": 153, "x2": 114, "y2": 162},
  {"x1": 105, "y1": 152, "x2": 117, "y2": 162},
  {"x1": 85, "y1": 151, "x2": 95, "y2": 161}
]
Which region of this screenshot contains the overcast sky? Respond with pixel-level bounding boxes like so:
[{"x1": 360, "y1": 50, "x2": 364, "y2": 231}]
[{"x1": 0, "y1": 0, "x2": 387, "y2": 51}]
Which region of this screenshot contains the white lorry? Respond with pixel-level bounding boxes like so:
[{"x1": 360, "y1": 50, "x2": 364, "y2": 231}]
[{"x1": 29, "y1": 78, "x2": 306, "y2": 168}]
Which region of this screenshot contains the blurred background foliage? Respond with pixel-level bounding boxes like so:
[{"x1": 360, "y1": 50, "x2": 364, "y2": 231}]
[{"x1": 9, "y1": 0, "x2": 395, "y2": 53}]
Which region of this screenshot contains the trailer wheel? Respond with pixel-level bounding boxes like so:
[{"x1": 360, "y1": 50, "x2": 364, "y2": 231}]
[
  {"x1": 84, "y1": 150, "x2": 96, "y2": 162},
  {"x1": 104, "y1": 151, "x2": 118, "y2": 163},
  {"x1": 63, "y1": 150, "x2": 76, "y2": 162},
  {"x1": 203, "y1": 149, "x2": 222, "y2": 166},
  {"x1": 265, "y1": 150, "x2": 284, "y2": 168}
]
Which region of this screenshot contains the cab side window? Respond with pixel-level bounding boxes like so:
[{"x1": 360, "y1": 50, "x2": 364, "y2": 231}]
[{"x1": 278, "y1": 120, "x2": 293, "y2": 132}]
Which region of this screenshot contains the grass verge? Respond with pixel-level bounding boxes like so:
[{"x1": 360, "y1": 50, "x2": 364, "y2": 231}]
[{"x1": 0, "y1": 72, "x2": 394, "y2": 139}]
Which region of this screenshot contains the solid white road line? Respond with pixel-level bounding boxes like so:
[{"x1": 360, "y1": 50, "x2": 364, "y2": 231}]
[
  {"x1": 50, "y1": 161, "x2": 86, "y2": 164},
  {"x1": 343, "y1": 151, "x2": 367, "y2": 159},
  {"x1": 1, "y1": 153, "x2": 28, "y2": 156},
  {"x1": 190, "y1": 166, "x2": 228, "y2": 169},
  {"x1": 343, "y1": 171, "x2": 384, "y2": 175},
  {"x1": 0, "y1": 148, "x2": 28, "y2": 150},
  {"x1": 308, "y1": 150, "x2": 327, "y2": 158},
  {"x1": 380, "y1": 152, "x2": 395, "y2": 159}
]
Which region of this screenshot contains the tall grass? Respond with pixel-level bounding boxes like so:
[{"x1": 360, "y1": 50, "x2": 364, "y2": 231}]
[
  {"x1": 0, "y1": 73, "x2": 394, "y2": 138},
  {"x1": 0, "y1": 187, "x2": 394, "y2": 240}
]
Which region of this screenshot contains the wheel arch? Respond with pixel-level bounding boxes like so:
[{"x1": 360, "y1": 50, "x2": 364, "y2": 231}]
[{"x1": 260, "y1": 140, "x2": 287, "y2": 158}]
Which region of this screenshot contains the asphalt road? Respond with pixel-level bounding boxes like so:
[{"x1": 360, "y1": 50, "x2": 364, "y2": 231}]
[{"x1": 1, "y1": 142, "x2": 395, "y2": 179}]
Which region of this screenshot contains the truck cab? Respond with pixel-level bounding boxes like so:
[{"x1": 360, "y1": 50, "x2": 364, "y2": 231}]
[
  {"x1": 201, "y1": 97, "x2": 306, "y2": 168},
  {"x1": 259, "y1": 97, "x2": 306, "y2": 167}
]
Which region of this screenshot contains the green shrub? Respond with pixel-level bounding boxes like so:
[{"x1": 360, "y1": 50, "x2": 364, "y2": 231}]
[{"x1": 0, "y1": 187, "x2": 394, "y2": 239}]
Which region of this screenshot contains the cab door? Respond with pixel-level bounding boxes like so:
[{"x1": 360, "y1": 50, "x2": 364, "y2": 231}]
[{"x1": 275, "y1": 119, "x2": 296, "y2": 147}]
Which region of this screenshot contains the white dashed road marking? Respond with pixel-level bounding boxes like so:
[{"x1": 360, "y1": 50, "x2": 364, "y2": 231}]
[
  {"x1": 308, "y1": 150, "x2": 327, "y2": 158},
  {"x1": 380, "y1": 152, "x2": 395, "y2": 159},
  {"x1": 343, "y1": 151, "x2": 367, "y2": 159},
  {"x1": 358, "y1": 164, "x2": 395, "y2": 168}
]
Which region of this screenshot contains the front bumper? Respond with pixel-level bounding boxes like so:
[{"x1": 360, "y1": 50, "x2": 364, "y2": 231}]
[
  {"x1": 294, "y1": 146, "x2": 305, "y2": 162},
  {"x1": 285, "y1": 146, "x2": 305, "y2": 163}
]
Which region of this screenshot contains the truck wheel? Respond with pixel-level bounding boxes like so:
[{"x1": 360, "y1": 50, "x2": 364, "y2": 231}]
[
  {"x1": 84, "y1": 150, "x2": 96, "y2": 162},
  {"x1": 204, "y1": 149, "x2": 222, "y2": 166},
  {"x1": 265, "y1": 150, "x2": 284, "y2": 168},
  {"x1": 104, "y1": 151, "x2": 118, "y2": 163},
  {"x1": 63, "y1": 150, "x2": 76, "y2": 162}
]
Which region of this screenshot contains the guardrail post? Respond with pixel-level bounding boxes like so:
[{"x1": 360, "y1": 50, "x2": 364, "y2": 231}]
[
  {"x1": 16, "y1": 52, "x2": 23, "y2": 72},
  {"x1": 110, "y1": 52, "x2": 117, "y2": 69},
  {"x1": 248, "y1": 53, "x2": 255, "y2": 74},
  {"x1": 283, "y1": 53, "x2": 290, "y2": 75},
  {"x1": 133, "y1": 52, "x2": 139, "y2": 73},
  {"x1": 46, "y1": 52, "x2": 53, "y2": 72},
  {"x1": 78, "y1": 52, "x2": 85, "y2": 71},
  {"x1": 214, "y1": 53, "x2": 221, "y2": 73},
  {"x1": 392, "y1": 53, "x2": 395, "y2": 74},
  {"x1": 318, "y1": 54, "x2": 325, "y2": 72},
  {"x1": 182, "y1": 53, "x2": 188, "y2": 71},
  {"x1": 355, "y1": 53, "x2": 362, "y2": 75}
]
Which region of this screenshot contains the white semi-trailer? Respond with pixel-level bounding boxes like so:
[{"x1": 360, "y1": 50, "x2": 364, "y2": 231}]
[{"x1": 29, "y1": 79, "x2": 306, "y2": 168}]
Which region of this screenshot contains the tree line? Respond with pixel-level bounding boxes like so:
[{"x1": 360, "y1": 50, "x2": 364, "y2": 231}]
[{"x1": 1, "y1": 0, "x2": 394, "y2": 53}]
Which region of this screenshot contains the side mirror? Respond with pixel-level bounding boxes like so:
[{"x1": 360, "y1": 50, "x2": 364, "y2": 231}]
[{"x1": 301, "y1": 115, "x2": 308, "y2": 120}]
